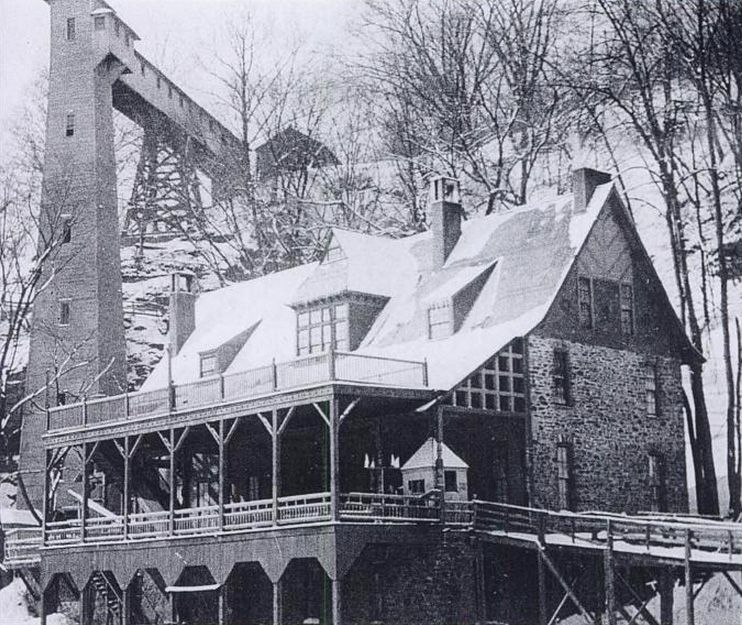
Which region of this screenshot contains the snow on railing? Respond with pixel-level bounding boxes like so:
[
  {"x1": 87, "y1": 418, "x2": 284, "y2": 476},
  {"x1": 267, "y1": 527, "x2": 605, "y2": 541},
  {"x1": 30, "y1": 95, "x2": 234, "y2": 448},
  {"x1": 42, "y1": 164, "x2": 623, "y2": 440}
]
[{"x1": 46, "y1": 351, "x2": 428, "y2": 432}]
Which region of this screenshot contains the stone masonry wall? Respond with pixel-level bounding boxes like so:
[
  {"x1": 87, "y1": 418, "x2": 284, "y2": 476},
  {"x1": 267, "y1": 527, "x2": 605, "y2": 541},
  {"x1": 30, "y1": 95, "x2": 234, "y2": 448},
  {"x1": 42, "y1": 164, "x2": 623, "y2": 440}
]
[
  {"x1": 528, "y1": 334, "x2": 688, "y2": 514},
  {"x1": 343, "y1": 533, "x2": 478, "y2": 625}
]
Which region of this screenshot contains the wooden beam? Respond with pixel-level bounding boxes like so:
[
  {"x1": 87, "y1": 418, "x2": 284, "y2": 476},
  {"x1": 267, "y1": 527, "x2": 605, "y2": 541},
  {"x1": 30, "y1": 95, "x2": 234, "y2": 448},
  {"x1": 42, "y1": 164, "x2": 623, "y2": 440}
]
[
  {"x1": 218, "y1": 418, "x2": 225, "y2": 533},
  {"x1": 313, "y1": 402, "x2": 331, "y2": 429},
  {"x1": 112, "y1": 439, "x2": 126, "y2": 459},
  {"x1": 685, "y1": 530, "x2": 694, "y2": 625},
  {"x1": 547, "y1": 582, "x2": 576, "y2": 625},
  {"x1": 169, "y1": 428, "x2": 175, "y2": 537},
  {"x1": 603, "y1": 523, "x2": 617, "y2": 625},
  {"x1": 123, "y1": 436, "x2": 130, "y2": 541},
  {"x1": 330, "y1": 397, "x2": 340, "y2": 521},
  {"x1": 277, "y1": 406, "x2": 297, "y2": 437},
  {"x1": 615, "y1": 570, "x2": 661, "y2": 625},
  {"x1": 205, "y1": 421, "x2": 220, "y2": 445},
  {"x1": 81, "y1": 443, "x2": 90, "y2": 543},
  {"x1": 332, "y1": 578, "x2": 342, "y2": 625},
  {"x1": 85, "y1": 441, "x2": 100, "y2": 464},
  {"x1": 338, "y1": 398, "x2": 360, "y2": 426},
  {"x1": 225, "y1": 416, "x2": 242, "y2": 444},
  {"x1": 538, "y1": 549, "x2": 594, "y2": 625},
  {"x1": 722, "y1": 571, "x2": 742, "y2": 599},
  {"x1": 156, "y1": 431, "x2": 171, "y2": 453},
  {"x1": 129, "y1": 434, "x2": 144, "y2": 459},
  {"x1": 659, "y1": 569, "x2": 674, "y2": 625},
  {"x1": 538, "y1": 546, "x2": 548, "y2": 625},
  {"x1": 272, "y1": 409, "x2": 279, "y2": 526},
  {"x1": 173, "y1": 426, "x2": 191, "y2": 453},
  {"x1": 273, "y1": 579, "x2": 282, "y2": 625},
  {"x1": 257, "y1": 412, "x2": 273, "y2": 437}
]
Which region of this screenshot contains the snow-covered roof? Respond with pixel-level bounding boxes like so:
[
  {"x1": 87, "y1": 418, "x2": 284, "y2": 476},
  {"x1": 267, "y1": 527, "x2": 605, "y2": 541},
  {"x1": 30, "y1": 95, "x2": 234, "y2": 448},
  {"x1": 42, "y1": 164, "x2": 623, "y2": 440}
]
[
  {"x1": 402, "y1": 438, "x2": 468, "y2": 471},
  {"x1": 140, "y1": 181, "x2": 683, "y2": 394}
]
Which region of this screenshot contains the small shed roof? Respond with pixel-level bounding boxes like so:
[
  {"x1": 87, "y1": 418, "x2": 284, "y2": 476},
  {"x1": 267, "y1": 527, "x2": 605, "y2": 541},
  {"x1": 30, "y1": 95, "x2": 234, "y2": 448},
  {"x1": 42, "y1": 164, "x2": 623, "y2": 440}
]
[{"x1": 402, "y1": 438, "x2": 468, "y2": 471}]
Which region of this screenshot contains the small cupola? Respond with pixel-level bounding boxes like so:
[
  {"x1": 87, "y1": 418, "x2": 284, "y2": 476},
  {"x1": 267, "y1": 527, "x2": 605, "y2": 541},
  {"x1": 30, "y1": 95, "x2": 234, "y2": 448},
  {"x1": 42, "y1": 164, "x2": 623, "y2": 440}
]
[
  {"x1": 168, "y1": 271, "x2": 197, "y2": 355},
  {"x1": 429, "y1": 176, "x2": 463, "y2": 269},
  {"x1": 402, "y1": 438, "x2": 469, "y2": 501}
]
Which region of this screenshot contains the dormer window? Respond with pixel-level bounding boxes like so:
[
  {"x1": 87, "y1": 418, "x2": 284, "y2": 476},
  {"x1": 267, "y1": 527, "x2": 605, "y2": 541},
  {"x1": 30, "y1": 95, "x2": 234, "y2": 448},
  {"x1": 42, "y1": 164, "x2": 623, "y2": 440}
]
[
  {"x1": 66, "y1": 18, "x2": 76, "y2": 41},
  {"x1": 297, "y1": 303, "x2": 349, "y2": 356},
  {"x1": 199, "y1": 353, "x2": 217, "y2": 378},
  {"x1": 94, "y1": 16, "x2": 106, "y2": 31},
  {"x1": 324, "y1": 239, "x2": 345, "y2": 263},
  {"x1": 427, "y1": 303, "x2": 452, "y2": 340}
]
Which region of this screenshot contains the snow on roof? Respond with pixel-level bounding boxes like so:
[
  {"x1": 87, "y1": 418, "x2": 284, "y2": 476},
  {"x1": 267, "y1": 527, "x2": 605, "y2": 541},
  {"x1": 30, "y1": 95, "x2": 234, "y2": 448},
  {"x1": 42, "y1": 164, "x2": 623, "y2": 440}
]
[
  {"x1": 139, "y1": 183, "x2": 617, "y2": 393},
  {"x1": 402, "y1": 438, "x2": 468, "y2": 471}
]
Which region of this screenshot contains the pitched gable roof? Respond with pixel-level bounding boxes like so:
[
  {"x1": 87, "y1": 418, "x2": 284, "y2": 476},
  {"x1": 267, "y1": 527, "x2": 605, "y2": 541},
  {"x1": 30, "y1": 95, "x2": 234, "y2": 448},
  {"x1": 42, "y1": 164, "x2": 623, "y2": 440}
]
[
  {"x1": 402, "y1": 438, "x2": 469, "y2": 471},
  {"x1": 140, "y1": 180, "x2": 695, "y2": 396}
]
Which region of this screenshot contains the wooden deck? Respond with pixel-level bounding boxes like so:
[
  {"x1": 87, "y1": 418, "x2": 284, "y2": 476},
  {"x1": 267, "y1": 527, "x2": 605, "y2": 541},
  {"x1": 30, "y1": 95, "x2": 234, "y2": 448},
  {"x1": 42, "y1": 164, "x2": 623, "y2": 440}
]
[{"x1": 5, "y1": 496, "x2": 741, "y2": 571}]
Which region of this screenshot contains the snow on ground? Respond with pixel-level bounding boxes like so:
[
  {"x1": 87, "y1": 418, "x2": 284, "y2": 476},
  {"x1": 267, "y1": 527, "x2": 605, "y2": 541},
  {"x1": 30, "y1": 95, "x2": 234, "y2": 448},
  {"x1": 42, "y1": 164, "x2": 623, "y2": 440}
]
[{"x1": 0, "y1": 578, "x2": 72, "y2": 625}]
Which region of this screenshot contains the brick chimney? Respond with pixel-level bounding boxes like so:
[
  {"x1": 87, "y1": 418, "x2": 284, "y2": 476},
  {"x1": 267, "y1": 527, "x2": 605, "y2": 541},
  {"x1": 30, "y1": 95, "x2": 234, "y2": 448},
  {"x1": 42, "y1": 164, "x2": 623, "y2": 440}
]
[
  {"x1": 429, "y1": 176, "x2": 463, "y2": 268},
  {"x1": 169, "y1": 271, "x2": 197, "y2": 355},
  {"x1": 573, "y1": 168, "x2": 612, "y2": 213}
]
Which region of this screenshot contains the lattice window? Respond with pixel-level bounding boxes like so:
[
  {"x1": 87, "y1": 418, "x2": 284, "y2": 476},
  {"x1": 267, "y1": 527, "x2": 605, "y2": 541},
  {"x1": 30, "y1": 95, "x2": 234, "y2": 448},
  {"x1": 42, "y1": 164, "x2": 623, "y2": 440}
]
[
  {"x1": 66, "y1": 18, "x2": 76, "y2": 41},
  {"x1": 578, "y1": 276, "x2": 593, "y2": 329},
  {"x1": 620, "y1": 282, "x2": 634, "y2": 335},
  {"x1": 65, "y1": 112, "x2": 75, "y2": 137},
  {"x1": 199, "y1": 353, "x2": 217, "y2": 378},
  {"x1": 644, "y1": 363, "x2": 658, "y2": 416},
  {"x1": 451, "y1": 339, "x2": 525, "y2": 413},
  {"x1": 297, "y1": 302, "x2": 349, "y2": 356}
]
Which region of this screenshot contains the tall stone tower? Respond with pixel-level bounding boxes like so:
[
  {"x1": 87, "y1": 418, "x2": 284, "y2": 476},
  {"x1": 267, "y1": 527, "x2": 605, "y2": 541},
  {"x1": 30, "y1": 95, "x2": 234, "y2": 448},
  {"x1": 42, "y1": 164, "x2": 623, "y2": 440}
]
[{"x1": 18, "y1": 0, "x2": 128, "y2": 507}]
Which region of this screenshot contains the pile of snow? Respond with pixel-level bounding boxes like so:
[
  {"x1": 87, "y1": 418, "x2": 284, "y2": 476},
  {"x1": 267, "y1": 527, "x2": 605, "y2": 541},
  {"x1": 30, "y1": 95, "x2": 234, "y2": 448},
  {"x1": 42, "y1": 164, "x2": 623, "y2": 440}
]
[{"x1": 0, "y1": 578, "x2": 72, "y2": 625}]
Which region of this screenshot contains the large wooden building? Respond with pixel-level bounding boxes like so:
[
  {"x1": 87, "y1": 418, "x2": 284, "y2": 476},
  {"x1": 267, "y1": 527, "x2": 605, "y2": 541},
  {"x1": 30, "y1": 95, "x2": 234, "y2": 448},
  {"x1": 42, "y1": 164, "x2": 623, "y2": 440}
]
[{"x1": 17, "y1": 165, "x2": 702, "y2": 624}]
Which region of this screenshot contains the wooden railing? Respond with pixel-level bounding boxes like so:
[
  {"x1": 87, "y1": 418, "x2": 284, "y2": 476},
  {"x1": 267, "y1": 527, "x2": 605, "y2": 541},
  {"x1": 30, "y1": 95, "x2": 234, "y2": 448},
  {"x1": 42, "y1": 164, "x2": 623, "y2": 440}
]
[
  {"x1": 46, "y1": 352, "x2": 428, "y2": 432},
  {"x1": 6, "y1": 498, "x2": 741, "y2": 569}
]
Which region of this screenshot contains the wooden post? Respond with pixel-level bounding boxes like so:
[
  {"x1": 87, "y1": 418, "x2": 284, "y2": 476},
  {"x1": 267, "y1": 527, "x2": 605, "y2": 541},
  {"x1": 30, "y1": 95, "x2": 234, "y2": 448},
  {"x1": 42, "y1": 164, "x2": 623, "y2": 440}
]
[
  {"x1": 435, "y1": 405, "x2": 445, "y2": 522},
  {"x1": 272, "y1": 409, "x2": 280, "y2": 525},
  {"x1": 122, "y1": 583, "x2": 130, "y2": 625},
  {"x1": 81, "y1": 443, "x2": 89, "y2": 543},
  {"x1": 39, "y1": 586, "x2": 47, "y2": 625},
  {"x1": 272, "y1": 579, "x2": 282, "y2": 625},
  {"x1": 328, "y1": 345, "x2": 336, "y2": 380},
  {"x1": 219, "y1": 419, "x2": 225, "y2": 532},
  {"x1": 330, "y1": 397, "x2": 340, "y2": 521},
  {"x1": 79, "y1": 584, "x2": 89, "y2": 625},
  {"x1": 685, "y1": 529, "x2": 694, "y2": 625},
  {"x1": 123, "y1": 436, "x2": 130, "y2": 541},
  {"x1": 45, "y1": 370, "x2": 51, "y2": 431},
  {"x1": 659, "y1": 568, "x2": 674, "y2": 625},
  {"x1": 475, "y1": 541, "x2": 486, "y2": 623},
  {"x1": 169, "y1": 428, "x2": 175, "y2": 537},
  {"x1": 603, "y1": 520, "x2": 617, "y2": 625},
  {"x1": 218, "y1": 583, "x2": 226, "y2": 625},
  {"x1": 82, "y1": 395, "x2": 88, "y2": 426},
  {"x1": 42, "y1": 450, "x2": 49, "y2": 547},
  {"x1": 331, "y1": 577, "x2": 342, "y2": 625},
  {"x1": 537, "y1": 549, "x2": 547, "y2": 625}
]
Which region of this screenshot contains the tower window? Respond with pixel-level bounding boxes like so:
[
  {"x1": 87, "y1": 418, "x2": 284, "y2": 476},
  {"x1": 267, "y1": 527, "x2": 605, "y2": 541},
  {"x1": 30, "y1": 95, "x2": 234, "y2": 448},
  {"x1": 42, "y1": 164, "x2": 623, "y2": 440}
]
[
  {"x1": 168, "y1": 86, "x2": 173, "y2": 100},
  {"x1": 59, "y1": 301, "x2": 71, "y2": 326},
  {"x1": 114, "y1": 19, "x2": 120, "y2": 37},
  {"x1": 556, "y1": 442, "x2": 573, "y2": 511},
  {"x1": 157, "y1": 75, "x2": 162, "y2": 90},
  {"x1": 553, "y1": 348, "x2": 571, "y2": 405},
  {"x1": 94, "y1": 16, "x2": 106, "y2": 31},
  {"x1": 648, "y1": 452, "x2": 666, "y2": 512},
  {"x1": 125, "y1": 33, "x2": 130, "y2": 47},
  {"x1": 61, "y1": 215, "x2": 72, "y2": 244},
  {"x1": 577, "y1": 276, "x2": 593, "y2": 329},
  {"x1": 66, "y1": 18, "x2": 76, "y2": 41},
  {"x1": 644, "y1": 363, "x2": 658, "y2": 416},
  {"x1": 65, "y1": 113, "x2": 75, "y2": 137}
]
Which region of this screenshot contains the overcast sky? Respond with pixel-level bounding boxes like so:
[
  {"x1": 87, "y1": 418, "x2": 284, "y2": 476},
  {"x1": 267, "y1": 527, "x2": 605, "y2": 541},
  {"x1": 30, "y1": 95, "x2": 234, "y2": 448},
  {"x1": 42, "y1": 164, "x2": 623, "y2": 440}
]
[{"x1": 0, "y1": 0, "x2": 362, "y2": 162}]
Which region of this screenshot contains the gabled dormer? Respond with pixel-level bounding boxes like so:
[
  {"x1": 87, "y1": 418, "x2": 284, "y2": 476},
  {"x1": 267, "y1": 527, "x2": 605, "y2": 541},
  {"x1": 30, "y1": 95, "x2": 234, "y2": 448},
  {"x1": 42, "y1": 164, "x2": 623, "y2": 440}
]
[{"x1": 197, "y1": 325, "x2": 256, "y2": 378}]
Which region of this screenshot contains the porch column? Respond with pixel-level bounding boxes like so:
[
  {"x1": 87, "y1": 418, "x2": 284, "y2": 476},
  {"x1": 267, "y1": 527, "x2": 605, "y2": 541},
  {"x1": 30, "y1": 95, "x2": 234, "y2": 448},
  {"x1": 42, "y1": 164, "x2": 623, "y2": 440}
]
[
  {"x1": 272, "y1": 409, "x2": 280, "y2": 525},
  {"x1": 81, "y1": 443, "x2": 90, "y2": 542},
  {"x1": 169, "y1": 428, "x2": 175, "y2": 536},
  {"x1": 42, "y1": 449, "x2": 50, "y2": 547},
  {"x1": 435, "y1": 405, "x2": 445, "y2": 521},
  {"x1": 218, "y1": 583, "x2": 227, "y2": 625},
  {"x1": 219, "y1": 419, "x2": 225, "y2": 532},
  {"x1": 331, "y1": 578, "x2": 342, "y2": 625},
  {"x1": 121, "y1": 583, "x2": 130, "y2": 625},
  {"x1": 123, "y1": 436, "x2": 130, "y2": 541},
  {"x1": 79, "y1": 584, "x2": 90, "y2": 625},
  {"x1": 537, "y1": 547, "x2": 547, "y2": 625},
  {"x1": 603, "y1": 522, "x2": 616, "y2": 625},
  {"x1": 39, "y1": 587, "x2": 47, "y2": 625},
  {"x1": 272, "y1": 579, "x2": 283, "y2": 625},
  {"x1": 685, "y1": 530, "x2": 694, "y2": 625},
  {"x1": 330, "y1": 397, "x2": 340, "y2": 521}
]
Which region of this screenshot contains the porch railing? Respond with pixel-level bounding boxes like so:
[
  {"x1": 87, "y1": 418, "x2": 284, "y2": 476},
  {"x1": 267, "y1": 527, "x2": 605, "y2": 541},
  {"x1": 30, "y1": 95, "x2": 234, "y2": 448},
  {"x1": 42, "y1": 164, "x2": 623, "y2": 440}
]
[
  {"x1": 46, "y1": 351, "x2": 428, "y2": 432},
  {"x1": 5, "y1": 497, "x2": 742, "y2": 569}
]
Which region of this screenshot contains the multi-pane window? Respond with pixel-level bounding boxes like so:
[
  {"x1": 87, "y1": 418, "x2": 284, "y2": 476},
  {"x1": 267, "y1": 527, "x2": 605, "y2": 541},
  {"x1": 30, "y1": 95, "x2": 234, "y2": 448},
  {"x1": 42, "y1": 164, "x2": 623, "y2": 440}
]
[
  {"x1": 620, "y1": 282, "x2": 634, "y2": 335},
  {"x1": 644, "y1": 363, "x2": 658, "y2": 416},
  {"x1": 427, "y1": 303, "x2": 452, "y2": 340},
  {"x1": 648, "y1": 452, "x2": 665, "y2": 512},
  {"x1": 557, "y1": 442, "x2": 573, "y2": 511},
  {"x1": 199, "y1": 353, "x2": 217, "y2": 378},
  {"x1": 297, "y1": 303, "x2": 349, "y2": 356},
  {"x1": 65, "y1": 113, "x2": 75, "y2": 137},
  {"x1": 59, "y1": 301, "x2": 71, "y2": 326},
  {"x1": 94, "y1": 16, "x2": 106, "y2": 31},
  {"x1": 324, "y1": 240, "x2": 344, "y2": 263},
  {"x1": 451, "y1": 339, "x2": 525, "y2": 413},
  {"x1": 553, "y1": 348, "x2": 571, "y2": 405},
  {"x1": 578, "y1": 277, "x2": 593, "y2": 329},
  {"x1": 66, "y1": 18, "x2": 76, "y2": 41},
  {"x1": 114, "y1": 19, "x2": 120, "y2": 37}
]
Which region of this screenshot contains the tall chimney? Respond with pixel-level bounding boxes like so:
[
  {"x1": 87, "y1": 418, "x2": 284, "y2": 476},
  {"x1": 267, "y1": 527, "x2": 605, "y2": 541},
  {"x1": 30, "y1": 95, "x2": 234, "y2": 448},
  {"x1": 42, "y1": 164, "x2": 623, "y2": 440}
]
[
  {"x1": 169, "y1": 271, "x2": 197, "y2": 355},
  {"x1": 429, "y1": 176, "x2": 463, "y2": 268},
  {"x1": 573, "y1": 168, "x2": 612, "y2": 213}
]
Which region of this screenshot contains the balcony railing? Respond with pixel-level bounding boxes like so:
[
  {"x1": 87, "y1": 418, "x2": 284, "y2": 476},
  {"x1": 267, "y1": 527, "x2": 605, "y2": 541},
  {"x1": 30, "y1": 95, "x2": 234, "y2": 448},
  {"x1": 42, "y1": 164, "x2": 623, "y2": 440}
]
[
  {"x1": 5, "y1": 497, "x2": 742, "y2": 569},
  {"x1": 47, "y1": 351, "x2": 428, "y2": 432}
]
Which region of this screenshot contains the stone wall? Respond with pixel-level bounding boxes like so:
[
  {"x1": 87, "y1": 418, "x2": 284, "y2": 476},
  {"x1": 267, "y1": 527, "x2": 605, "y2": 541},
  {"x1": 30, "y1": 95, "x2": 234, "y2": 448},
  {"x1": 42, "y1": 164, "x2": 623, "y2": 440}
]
[
  {"x1": 342, "y1": 533, "x2": 478, "y2": 625},
  {"x1": 527, "y1": 334, "x2": 688, "y2": 513}
]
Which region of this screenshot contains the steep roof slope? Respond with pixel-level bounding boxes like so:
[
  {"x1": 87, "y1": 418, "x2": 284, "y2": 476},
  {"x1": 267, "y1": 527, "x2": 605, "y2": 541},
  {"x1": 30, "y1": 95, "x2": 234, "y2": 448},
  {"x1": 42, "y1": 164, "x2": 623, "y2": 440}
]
[{"x1": 140, "y1": 181, "x2": 690, "y2": 394}]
